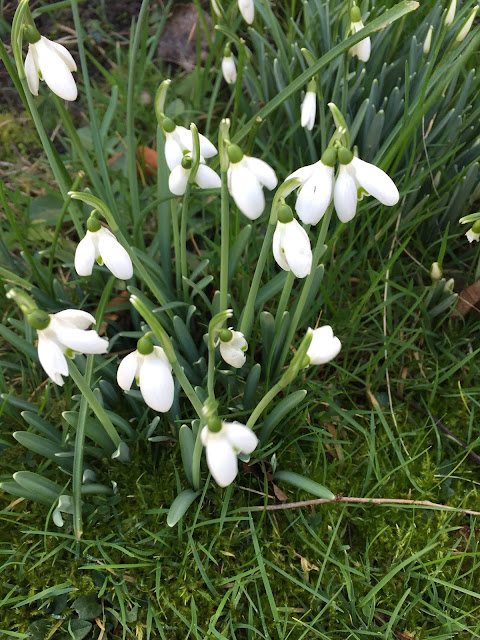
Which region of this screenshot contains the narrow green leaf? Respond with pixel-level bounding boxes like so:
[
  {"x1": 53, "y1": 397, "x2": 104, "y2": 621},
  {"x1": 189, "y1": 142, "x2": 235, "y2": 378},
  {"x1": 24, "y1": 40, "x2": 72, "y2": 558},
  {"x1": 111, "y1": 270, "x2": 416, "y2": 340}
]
[
  {"x1": 167, "y1": 489, "x2": 201, "y2": 527},
  {"x1": 273, "y1": 471, "x2": 335, "y2": 500}
]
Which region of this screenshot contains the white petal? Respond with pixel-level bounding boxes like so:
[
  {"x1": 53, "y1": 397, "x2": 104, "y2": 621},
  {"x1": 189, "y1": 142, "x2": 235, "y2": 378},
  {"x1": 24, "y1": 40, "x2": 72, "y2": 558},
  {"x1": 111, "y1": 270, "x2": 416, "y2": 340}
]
[
  {"x1": 152, "y1": 346, "x2": 172, "y2": 368},
  {"x1": 334, "y1": 165, "x2": 358, "y2": 223},
  {"x1": 35, "y1": 37, "x2": 77, "y2": 101},
  {"x1": 52, "y1": 309, "x2": 95, "y2": 329},
  {"x1": 37, "y1": 333, "x2": 68, "y2": 386},
  {"x1": 282, "y1": 220, "x2": 312, "y2": 278},
  {"x1": 356, "y1": 37, "x2": 371, "y2": 62},
  {"x1": 238, "y1": 0, "x2": 254, "y2": 24},
  {"x1": 351, "y1": 157, "x2": 399, "y2": 206},
  {"x1": 117, "y1": 351, "x2": 140, "y2": 391},
  {"x1": 205, "y1": 434, "x2": 238, "y2": 487},
  {"x1": 243, "y1": 156, "x2": 278, "y2": 190},
  {"x1": 97, "y1": 229, "x2": 133, "y2": 280},
  {"x1": 285, "y1": 162, "x2": 317, "y2": 184},
  {"x1": 272, "y1": 224, "x2": 290, "y2": 272},
  {"x1": 176, "y1": 125, "x2": 217, "y2": 158},
  {"x1": 139, "y1": 353, "x2": 174, "y2": 412},
  {"x1": 222, "y1": 56, "x2": 237, "y2": 84},
  {"x1": 55, "y1": 325, "x2": 108, "y2": 354},
  {"x1": 228, "y1": 164, "x2": 265, "y2": 220},
  {"x1": 223, "y1": 422, "x2": 258, "y2": 454},
  {"x1": 169, "y1": 165, "x2": 190, "y2": 195},
  {"x1": 219, "y1": 341, "x2": 246, "y2": 368},
  {"x1": 295, "y1": 163, "x2": 334, "y2": 225},
  {"x1": 74, "y1": 233, "x2": 96, "y2": 276},
  {"x1": 164, "y1": 135, "x2": 183, "y2": 170},
  {"x1": 46, "y1": 39, "x2": 77, "y2": 72},
  {"x1": 301, "y1": 91, "x2": 316, "y2": 130},
  {"x1": 466, "y1": 229, "x2": 480, "y2": 243},
  {"x1": 307, "y1": 326, "x2": 342, "y2": 365},
  {"x1": 24, "y1": 47, "x2": 39, "y2": 96},
  {"x1": 195, "y1": 164, "x2": 221, "y2": 190}
]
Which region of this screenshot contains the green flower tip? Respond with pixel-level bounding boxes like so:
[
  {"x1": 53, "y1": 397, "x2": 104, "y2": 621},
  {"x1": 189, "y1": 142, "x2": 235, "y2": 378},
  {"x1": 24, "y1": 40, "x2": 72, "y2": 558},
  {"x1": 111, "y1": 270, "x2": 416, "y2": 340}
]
[
  {"x1": 24, "y1": 25, "x2": 41, "y2": 44},
  {"x1": 162, "y1": 117, "x2": 176, "y2": 133},
  {"x1": 350, "y1": 6, "x2": 362, "y2": 22},
  {"x1": 277, "y1": 204, "x2": 294, "y2": 224},
  {"x1": 181, "y1": 155, "x2": 193, "y2": 169},
  {"x1": 338, "y1": 147, "x2": 353, "y2": 165},
  {"x1": 227, "y1": 144, "x2": 244, "y2": 164},
  {"x1": 137, "y1": 335, "x2": 154, "y2": 355},
  {"x1": 86, "y1": 216, "x2": 102, "y2": 232},
  {"x1": 27, "y1": 309, "x2": 50, "y2": 330},
  {"x1": 223, "y1": 45, "x2": 232, "y2": 57},
  {"x1": 219, "y1": 328, "x2": 233, "y2": 342},
  {"x1": 472, "y1": 221, "x2": 480, "y2": 234},
  {"x1": 207, "y1": 415, "x2": 222, "y2": 433},
  {"x1": 321, "y1": 147, "x2": 337, "y2": 167}
]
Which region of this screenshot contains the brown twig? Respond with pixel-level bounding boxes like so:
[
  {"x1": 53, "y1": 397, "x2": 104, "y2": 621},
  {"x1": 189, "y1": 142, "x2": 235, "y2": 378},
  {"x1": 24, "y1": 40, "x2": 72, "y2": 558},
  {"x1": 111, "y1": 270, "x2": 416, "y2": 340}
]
[{"x1": 244, "y1": 496, "x2": 480, "y2": 517}]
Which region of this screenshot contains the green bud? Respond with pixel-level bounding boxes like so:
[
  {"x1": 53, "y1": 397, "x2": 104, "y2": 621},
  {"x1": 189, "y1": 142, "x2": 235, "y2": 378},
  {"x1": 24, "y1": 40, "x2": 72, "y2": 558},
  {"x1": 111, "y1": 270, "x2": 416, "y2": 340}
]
[
  {"x1": 27, "y1": 309, "x2": 50, "y2": 330},
  {"x1": 223, "y1": 45, "x2": 232, "y2": 57},
  {"x1": 219, "y1": 328, "x2": 233, "y2": 342},
  {"x1": 306, "y1": 78, "x2": 316, "y2": 93},
  {"x1": 338, "y1": 147, "x2": 353, "y2": 165},
  {"x1": 181, "y1": 155, "x2": 193, "y2": 169},
  {"x1": 86, "y1": 216, "x2": 102, "y2": 232},
  {"x1": 162, "y1": 117, "x2": 176, "y2": 133},
  {"x1": 321, "y1": 147, "x2": 337, "y2": 167},
  {"x1": 137, "y1": 335, "x2": 154, "y2": 355},
  {"x1": 207, "y1": 415, "x2": 222, "y2": 433},
  {"x1": 24, "y1": 25, "x2": 41, "y2": 44},
  {"x1": 227, "y1": 144, "x2": 244, "y2": 164},
  {"x1": 350, "y1": 6, "x2": 362, "y2": 22},
  {"x1": 277, "y1": 204, "x2": 294, "y2": 224},
  {"x1": 472, "y1": 221, "x2": 480, "y2": 234}
]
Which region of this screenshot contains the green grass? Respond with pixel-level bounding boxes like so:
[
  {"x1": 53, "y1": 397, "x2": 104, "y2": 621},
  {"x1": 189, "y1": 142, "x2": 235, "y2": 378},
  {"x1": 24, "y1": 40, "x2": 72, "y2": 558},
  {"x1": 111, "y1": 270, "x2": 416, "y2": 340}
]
[{"x1": 1, "y1": 0, "x2": 480, "y2": 637}]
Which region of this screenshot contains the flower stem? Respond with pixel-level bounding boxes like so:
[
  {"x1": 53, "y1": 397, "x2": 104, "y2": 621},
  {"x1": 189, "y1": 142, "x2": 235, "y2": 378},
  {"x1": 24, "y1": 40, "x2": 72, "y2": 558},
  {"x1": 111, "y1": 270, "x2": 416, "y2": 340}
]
[
  {"x1": 180, "y1": 182, "x2": 192, "y2": 299},
  {"x1": 274, "y1": 271, "x2": 295, "y2": 332},
  {"x1": 171, "y1": 198, "x2": 181, "y2": 294},
  {"x1": 246, "y1": 381, "x2": 283, "y2": 430},
  {"x1": 191, "y1": 427, "x2": 204, "y2": 491},
  {"x1": 219, "y1": 169, "x2": 230, "y2": 312}
]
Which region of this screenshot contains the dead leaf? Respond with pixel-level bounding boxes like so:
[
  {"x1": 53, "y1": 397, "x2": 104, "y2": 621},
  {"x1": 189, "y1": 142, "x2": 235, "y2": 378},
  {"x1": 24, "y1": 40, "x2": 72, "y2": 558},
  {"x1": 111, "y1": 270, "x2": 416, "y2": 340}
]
[
  {"x1": 451, "y1": 279, "x2": 480, "y2": 316},
  {"x1": 158, "y1": 4, "x2": 212, "y2": 70}
]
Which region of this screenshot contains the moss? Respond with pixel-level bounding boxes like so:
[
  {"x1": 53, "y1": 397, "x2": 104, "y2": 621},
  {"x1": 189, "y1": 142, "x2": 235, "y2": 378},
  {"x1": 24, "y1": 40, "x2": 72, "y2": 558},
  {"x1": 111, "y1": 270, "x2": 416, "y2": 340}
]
[{"x1": 0, "y1": 111, "x2": 41, "y2": 162}]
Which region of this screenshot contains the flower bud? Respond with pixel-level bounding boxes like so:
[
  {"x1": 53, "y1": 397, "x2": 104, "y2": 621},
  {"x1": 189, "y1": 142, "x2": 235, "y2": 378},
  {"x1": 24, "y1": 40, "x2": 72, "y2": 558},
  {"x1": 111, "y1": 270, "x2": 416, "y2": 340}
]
[
  {"x1": 456, "y1": 7, "x2": 478, "y2": 42},
  {"x1": 423, "y1": 25, "x2": 433, "y2": 55},
  {"x1": 444, "y1": 0, "x2": 456, "y2": 27},
  {"x1": 430, "y1": 262, "x2": 442, "y2": 282}
]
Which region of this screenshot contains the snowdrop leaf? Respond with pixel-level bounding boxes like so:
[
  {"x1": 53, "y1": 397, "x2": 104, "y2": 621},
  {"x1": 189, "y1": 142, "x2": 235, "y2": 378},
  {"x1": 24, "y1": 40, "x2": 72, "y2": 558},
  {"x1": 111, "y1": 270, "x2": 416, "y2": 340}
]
[
  {"x1": 259, "y1": 390, "x2": 307, "y2": 444},
  {"x1": 273, "y1": 471, "x2": 335, "y2": 500},
  {"x1": 167, "y1": 489, "x2": 201, "y2": 527}
]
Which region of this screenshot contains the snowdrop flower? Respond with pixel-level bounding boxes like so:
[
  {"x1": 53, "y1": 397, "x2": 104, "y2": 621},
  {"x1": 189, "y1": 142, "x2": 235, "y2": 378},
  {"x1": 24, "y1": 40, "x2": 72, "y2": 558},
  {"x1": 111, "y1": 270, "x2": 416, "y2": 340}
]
[
  {"x1": 333, "y1": 147, "x2": 399, "y2": 223},
  {"x1": 466, "y1": 221, "x2": 480, "y2": 243},
  {"x1": 444, "y1": 0, "x2": 456, "y2": 26},
  {"x1": 219, "y1": 328, "x2": 247, "y2": 368},
  {"x1": 222, "y1": 46, "x2": 237, "y2": 84},
  {"x1": 423, "y1": 25, "x2": 433, "y2": 55},
  {"x1": 117, "y1": 336, "x2": 174, "y2": 412},
  {"x1": 349, "y1": 6, "x2": 371, "y2": 63},
  {"x1": 30, "y1": 309, "x2": 108, "y2": 386},
  {"x1": 456, "y1": 6, "x2": 478, "y2": 43},
  {"x1": 301, "y1": 79, "x2": 317, "y2": 131},
  {"x1": 430, "y1": 262, "x2": 442, "y2": 281},
  {"x1": 227, "y1": 144, "x2": 278, "y2": 219},
  {"x1": 238, "y1": 0, "x2": 254, "y2": 24},
  {"x1": 169, "y1": 154, "x2": 221, "y2": 195},
  {"x1": 285, "y1": 148, "x2": 336, "y2": 225},
  {"x1": 272, "y1": 204, "x2": 312, "y2": 278},
  {"x1": 162, "y1": 118, "x2": 217, "y2": 171},
  {"x1": 24, "y1": 28, "x2": 77, "y2": 101},
  {"x1": 75, "y1": 217, "x2": 133, "y2": 280},
  {"x1": 201, "y1": 421, "x2": 258, "y2": 487},
  {"x1": 306, "y1": 326, "x2": 341, "y2": 365}
]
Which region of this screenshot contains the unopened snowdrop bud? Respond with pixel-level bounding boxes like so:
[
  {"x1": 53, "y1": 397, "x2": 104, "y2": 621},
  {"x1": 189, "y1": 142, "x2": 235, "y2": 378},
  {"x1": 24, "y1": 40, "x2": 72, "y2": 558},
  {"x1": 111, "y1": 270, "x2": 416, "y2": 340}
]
[
  {"x1": 222, "y1": 46, "x2": 237, "y2": 84},
  {"x1": 306, "y1": 326, "x2": 341, "y2": 365},
  {"x1": 75, "y1": 217, "x2": 133, "y2": 280},
  {"x1": 162, "y1": 118, "x2": 217, "y2": 170},
  {"x1": 117, "y1": 337, "x2": 174, "y2": 412},
  {"x1": 466, "y1": 220, "x2": 480, "y2": 243},
  {"x1": 33, "y1": 309, "x2": 108, "y2": 386},
  {"x1": 227, "y1": 144, "x2": 278, "y2": 219},
  {"x1": 285, "y1": 148, "x2": 336, "y2": 225},
  {"x1": 201, "y1": 421, "x2": 258, "y2": 487},
  {"x1": 444, "y1": 278, "x2": 455, "y2": 293},
  {"x1": 444, "y1": 0, "x2": 456, "y2": 26},
  {"x1": 238, "y1": 0, "x2": 254, "y2": 24},
  {"x1": 430, "y1": 262, "x2": 442, "y2": 281},
  {"x1": 219, "y1": 328, "x2": 248, "y2": 368},
  {"x1": 301, "y1": 79, "x2": 317, "y2": 131},
  {"x1": 456, "y1": 6, "x2": 478, "y2": 43},
  {"x1": 272, "y1": 204, "x2": 312, "y2": 278},
  {"x1": 24, "y1": 27, "x2": 78, "y2": 101},
  {"x1": 423, "y1": 25, "x2": 433, "y2": 54},
  {"x1": 349, "y1": 6, "x2": 371, "y2": 63},
  {"x1": 168, "y1": 153, "x2": 221, "y2": 195},
  {"x1": 334, "y1": 147, "x2": 399, "y2": 223}
]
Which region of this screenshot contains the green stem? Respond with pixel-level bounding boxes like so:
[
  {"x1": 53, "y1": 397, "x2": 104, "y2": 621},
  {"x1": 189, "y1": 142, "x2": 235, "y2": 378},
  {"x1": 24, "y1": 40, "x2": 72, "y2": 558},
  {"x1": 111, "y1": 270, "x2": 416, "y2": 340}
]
[
  {"x1": 274, "y1": 271, "x2": 295, "y2": 332},
  {"x1": 219, "y1": 169, "x2": 230, "y2": 312},
  {"x1": 180, "y1": 182, "x2": 192, "y2": 300},
  {"x1": 171, "y1": 199, "x2": 181, "y2": 294},
  {"x1": 232, "y1": 39, "x2": 245, "y2": 135},
  {"x1": 191, "y1": 426, "x2": 204, "y2": 491},
  {"x1": 246, "y1": 382, "x2": 283, "y2": 429},
  {"x1": 156, "y1": 126, "x2": 172, "y2": 283}
]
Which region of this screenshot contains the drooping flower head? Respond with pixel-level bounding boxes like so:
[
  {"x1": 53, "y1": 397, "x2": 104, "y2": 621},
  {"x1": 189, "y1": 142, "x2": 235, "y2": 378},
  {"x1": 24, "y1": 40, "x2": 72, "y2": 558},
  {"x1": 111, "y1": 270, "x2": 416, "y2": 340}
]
[
  {"x1": 348, "y1": 6, "x2": 371, "y2": 63},
  {"x1": 117, "y1": 335, "x2": 174, "y2": 413},
  {"x1": 161, "y1": 118, "x2": 217, "y2": 171},
  {"x1": 24, "y1": 26, "x2": 77, "y2": 101},
  {"x1": 168, "y1": 153, "x2": 221, "y2": 196},
  {"x1": 306, "y1": 326, "x2": 341, "y2": 365},
  {"x1": 238, "y1": 0, "x2": 254, "y2": 24},
  {"x1": 272, "y1": 204, "x2": 312, "y2": 278},
  {"x1": 219, "y1": 328, "x2": 248, "y2": 368},
  {"x1": 222, "y1": 45, "x2": 237, "y2": 85},
  {"x1": 227, "y1": 144, "x2": 278, "y2": 220},
  {"x1": 466, "y1": 221, "x2": 480, "y2": 243},
  {"x1": 301, "y1": 78, "x2": 317, "y2": 131},
  {"x1": 75, "y1": 215, "x2": 133, "y2": 280}
]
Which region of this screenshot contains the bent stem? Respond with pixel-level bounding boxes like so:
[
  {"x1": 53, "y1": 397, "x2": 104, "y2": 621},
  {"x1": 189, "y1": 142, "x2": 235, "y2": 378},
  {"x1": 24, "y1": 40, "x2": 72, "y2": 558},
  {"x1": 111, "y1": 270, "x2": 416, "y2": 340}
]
[
  {"x1": 219, "y1": 169, "x2": 230, "y2": 312},
  {"x1": 180, "y1": 182, "x2": 193, "y2": 300}
]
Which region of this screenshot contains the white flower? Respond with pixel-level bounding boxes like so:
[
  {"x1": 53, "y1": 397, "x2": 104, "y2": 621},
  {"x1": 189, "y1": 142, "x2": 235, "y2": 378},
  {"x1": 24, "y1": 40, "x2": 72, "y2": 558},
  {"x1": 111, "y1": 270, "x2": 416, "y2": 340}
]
[
  {"x1": 238, "y1": 0, "x2": 254, "y2": 24},
  {"x1": 219, "y1": 329, "x2": 247, "y2": 368},
  {"x1": 272, "y1": 212, "x2": 312, "y2": 279},
  {"x1": 423, "y1": 25, "x2": 433, "y2": 55},
  {"x1": 25, "y1": 35, "x2": 77, "y2": 101},
  {"x1": 456, "y1": 6, "x2": 478, "y2": 43},
  {"x1": 227, "y1": 145, "x2": 278, "y2": 220},
  {"x1": 301, "y1": 89, "x2": 316, "y2": 131},
  {"x1": 285, "y1": 150, "x2": 336, "y2": 225},
  {"x1": 117, "y1": 344, "x2": 174, "y2": 413},
  {"x1": 201, "y1": 421, "x2": 258, "y2": 487},
  {"x1": 169, "y1": 156, "x2": 221, "y2": 195},
  {"x1": 75, "y1": 226, "x2": 133, "y2": 280},
  {"x1": 306, "y1": 326, "x2": 341, "y2": 365},
  {"x1": 222, "y1": 51, "x2": 237, "y2": 85},
  {"x1": 444, "y1": 0, "x2": 456, "y2": 26},
  {"x1": 333, "y1": 149, "x2": 399, "y2": 223},
  {"x1": 348, "y1": 7, "x2": 371, "y2": 62},
  {"x1": 466, "y1": 229, "x2": 480, "y2": 243},
  {"x1": 163, "y1": 119, "x2": 217, "y2": 171},
  {"x1": 37, "y1": 310, "x2": 108, "y2": 386}
]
